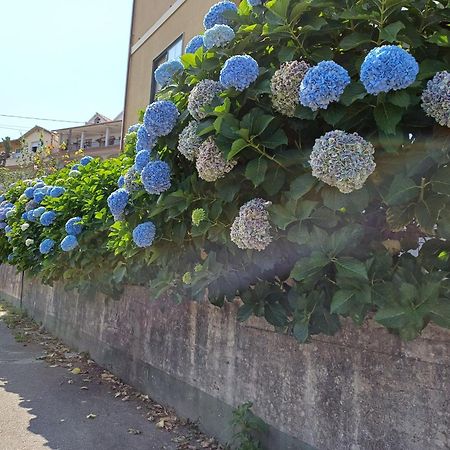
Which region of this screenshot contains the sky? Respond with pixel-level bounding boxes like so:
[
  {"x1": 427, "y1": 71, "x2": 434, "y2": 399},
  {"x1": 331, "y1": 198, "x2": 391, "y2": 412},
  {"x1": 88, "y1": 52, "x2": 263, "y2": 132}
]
[{"x1": 0, "y1": 0, "x2": 133, "y2": 139}]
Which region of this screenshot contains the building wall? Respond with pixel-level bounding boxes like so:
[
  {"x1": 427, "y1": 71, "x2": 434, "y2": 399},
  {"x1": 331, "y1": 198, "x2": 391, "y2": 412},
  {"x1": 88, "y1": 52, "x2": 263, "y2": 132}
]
[
  {"x1": 1, "y1": 263, "x2": 449, "y2": 450},
  {"x1": 123, "y1": 0, "x2": 235, "y2": 131}
]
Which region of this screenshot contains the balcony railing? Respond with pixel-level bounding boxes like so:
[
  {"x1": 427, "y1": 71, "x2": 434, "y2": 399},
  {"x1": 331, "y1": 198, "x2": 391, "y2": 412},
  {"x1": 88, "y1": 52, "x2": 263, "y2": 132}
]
[{"x1": 65, "y1": 137, "x2": 121, "y2": 152}]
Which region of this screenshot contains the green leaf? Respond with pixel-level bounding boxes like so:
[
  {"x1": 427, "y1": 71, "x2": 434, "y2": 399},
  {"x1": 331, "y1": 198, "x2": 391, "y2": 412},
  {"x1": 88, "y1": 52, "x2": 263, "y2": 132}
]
[
  {"x1": 418, "y1": 59, "x2": 448, "y2": 80},
  {"x1": 245, "y1": 158, "x2": 268, "y2": 187},
  {"x1": 340, "y1": 32, "x2": 372, "y2": 50},
  {"x1": 375, "y1": 306, "x2": 409, "y2": 329},
  {"x1": 379, "y1": 21, "x2": 405, "y2": 42},
  {"x1": 237, "y1": 303, "x2": 254, "y2": 322},
  {"x1": 288, "y1": 173, "x2": 316, "y2": 200},
  {"x1": 331, "y1": 290, "x2": 355, "y2": 314},
  {"x1": 290, "y1": 253, "x2": 329, "y2": 282},
  {"x1": 252, "y1": 114, "x2": 275, "y2": 136},
  {"x1": 384, "y1": 175, "x2": 418, "y2": 206},
  {"x1": 264, "y1": 302, "x2": 288, "y2": 327},
  {"x1": 374, "y1": 103, "x2": 403, "y2": 135},
  {"x1": 431, "y1": 165, "x2": 450, "y2": 195},
  {"x1": 228, "y1": 138, "x2": 249, "y2": 160},
  {"x1": 387, "y1": 91, "x2": 410, "y2": 108},
  {"x1": 335, "y1": 257, "x2": 368, "y2": 281},
  {"x1": 293, "y1": 321, "x2": 309, "y2": 342},
  {"x1": 428, "y1": 301, "x2": 450, "y2": 329},
  {"x1": 259, "y1": 129, "x2": 288, "y2": 149},
  {"x1": 340, "y1": 82, "x2": 367, "y2": 106},
  {"x1": 268, "y1": 204, "x2": 297, "y2": 230}
]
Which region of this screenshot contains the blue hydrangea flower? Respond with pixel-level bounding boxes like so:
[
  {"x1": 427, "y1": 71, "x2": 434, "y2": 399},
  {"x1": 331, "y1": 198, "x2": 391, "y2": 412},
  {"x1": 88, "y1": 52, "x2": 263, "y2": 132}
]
[
  {"x1": 107, "y1": 188, "x2": 129, "y2": 220},
  {"x1": 26, "y1": 211, "x2": 36, "y2": 222},
  {"x1": 24, "y1": 187, "x2": 35, "y2": 199},
  {"x1": 248, "y1": 0, "x2": 265, "y2": 6},
  {"x1": 49, "y1": 186, "x2": 65, "y2": 198},
  {"x1": 32, "y1": 206, "x2": 46, "y2": 218},
  {"x1": 39, "y1": 239, "x2": 55, "y2": 255},
  {"x1": 204, "y1": 1, "x2": 237, "y2": 29},
  {"x1": 34, "y1": 181, "x2": 45, "y2": 189},
  {"x1": 132, "y1": 222, "x2": 156, "y2": 248},
  {"x1": 135, "y1": 150, "x2": 151, "y2": 173},
  {"x1": 0, "y1": 195, "x2": 5, "y2": 202},
  {"x1": 5, "y1": 225, "x2": 12, "y2": 234},
  {"x1": 136, "y1": 125, "x2": 157, "y2": 152},
  {"x1": 141, "y1": 161, "x2": 171, "y2": 195},
  {"x1": 219, "y1": 55, "x2": 259, "y2": 91},
  {"x1": 60, "y1": 235, "x2": 78, "y2": 252},
  {"x1": 118, "y1": 175, "x2": 125, "y2": 188},
  {"x1": 40, "y1": 211, "x2": 56, "y2": 226},
  {"x1": 7, "y1": 254, "x2": 13, "y2": 262},
  {"x1": 128, "y1": 123, "x2": 140, "y2": 133},
  {"x1": 0, "y1": 222, "x2": 6, "y2": 230},
  {"x1": 72, "y1": 164, "x2": 80, "y2": 171},
  {"x1": 154, "y1": 60, "x2": 184, "y2": 87},
  {"x1": 204, "y1": 24, "x2": 235, "y2": 50},
  {"x1": 299, "y1": 61, "x2": 350, "y2": 110},
  {"x1": 21, "y1": 212, "x2": 28, "y2": 220},
  {"x1": 33, "y1": 188, "x2": 47, "y2": 203},
  {"x1": 144, "y1": 101, "x2": 179, "y2": 137},
  {"x1": 5, "y1": 208, "x2": 15, "y2": 219},
  {"x1": 80, "y1": 155, "x2": 94, "y2": 166},
  {"x1": 360, "y1": 46, "x2": 419, "y2": 95},
  {"x1": 65, "y1": 217, "x2": 83, "y2": 235},
  {"x1": 185, "y1": 35, "x2": 204, "y2": 53}
]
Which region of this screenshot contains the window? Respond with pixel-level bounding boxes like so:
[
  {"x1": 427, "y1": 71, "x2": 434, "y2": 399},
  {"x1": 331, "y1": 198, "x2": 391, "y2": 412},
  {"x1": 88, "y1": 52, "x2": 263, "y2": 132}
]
[{"x1": 150, "y1": 35, "x2": 183, "y2": 101}]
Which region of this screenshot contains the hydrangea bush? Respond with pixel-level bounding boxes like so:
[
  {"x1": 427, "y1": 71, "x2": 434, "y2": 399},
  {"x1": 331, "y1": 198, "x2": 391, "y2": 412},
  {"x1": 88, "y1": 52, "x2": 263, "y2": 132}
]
[{"x1": 1, "y1": 0, "x2": 450, "y2": 343}]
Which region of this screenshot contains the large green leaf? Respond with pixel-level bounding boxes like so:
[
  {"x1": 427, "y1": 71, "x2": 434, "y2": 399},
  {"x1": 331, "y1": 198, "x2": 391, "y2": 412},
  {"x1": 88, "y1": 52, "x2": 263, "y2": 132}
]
[
  {"x1": 379, "y1": 21, "x2": 405, "y2": 42},
  {"x1": 374, "y1": 103, "x2": 403, "y2": 135},
  {"x1": 431, "y1": 165, "x2": 450, "y2": 195},
  {"x1": 290, "y1": 253, "x2": 329, "y2": 282},
  {"x1": 245, "y1": 158, "x2": 268, "y2": 187},
  {"x1": 384, "y1": 175, "x2": 418, "y2": 206}
]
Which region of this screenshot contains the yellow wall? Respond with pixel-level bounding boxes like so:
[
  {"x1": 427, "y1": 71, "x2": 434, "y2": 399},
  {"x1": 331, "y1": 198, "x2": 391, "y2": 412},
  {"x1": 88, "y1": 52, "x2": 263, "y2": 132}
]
[{"x1": 123, "y1": 0, "x2": 238, "y2": 131}]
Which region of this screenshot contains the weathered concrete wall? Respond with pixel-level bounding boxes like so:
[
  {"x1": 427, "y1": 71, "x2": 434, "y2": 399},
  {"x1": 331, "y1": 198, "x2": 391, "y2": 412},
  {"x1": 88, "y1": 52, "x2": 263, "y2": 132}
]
[
  {"x1": 0, "y1": 265, "x2": 22, "y2": 308},
  {"x1": 0, "y1": 264, "x2": 449, "y2": 450}
]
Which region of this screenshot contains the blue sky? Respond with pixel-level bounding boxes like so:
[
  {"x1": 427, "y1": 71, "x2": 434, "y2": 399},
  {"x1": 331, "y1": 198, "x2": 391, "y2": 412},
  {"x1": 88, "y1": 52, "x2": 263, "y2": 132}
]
[{"x1": 0, "y1": 0, "x2": 133, "y2": 139}]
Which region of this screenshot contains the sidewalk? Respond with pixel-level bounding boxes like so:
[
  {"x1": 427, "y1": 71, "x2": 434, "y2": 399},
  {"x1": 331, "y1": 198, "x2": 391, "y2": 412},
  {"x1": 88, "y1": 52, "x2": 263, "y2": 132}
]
[{"x1": 0, "y1": 310, "x2": 220, "y2": 450}]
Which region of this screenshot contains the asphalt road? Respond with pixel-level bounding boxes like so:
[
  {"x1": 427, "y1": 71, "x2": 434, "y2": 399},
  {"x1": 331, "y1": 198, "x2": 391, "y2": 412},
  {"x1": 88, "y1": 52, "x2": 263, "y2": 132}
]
[{"x1": 0, "y1": 321, "x2": 178, "y2": 450}]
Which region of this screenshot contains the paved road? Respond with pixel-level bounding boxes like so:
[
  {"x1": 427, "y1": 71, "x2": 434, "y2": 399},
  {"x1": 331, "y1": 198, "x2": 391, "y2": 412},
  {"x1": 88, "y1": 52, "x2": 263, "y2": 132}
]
[{"x1": 0, "y1": 321, "x2": 178, "y2": 450}]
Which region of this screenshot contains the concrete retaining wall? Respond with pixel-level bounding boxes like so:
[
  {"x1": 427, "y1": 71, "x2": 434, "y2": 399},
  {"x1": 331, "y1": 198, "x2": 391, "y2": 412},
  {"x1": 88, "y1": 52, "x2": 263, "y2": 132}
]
[{"x1": 0, "y1": 264, "x2": 449, "y2": 450}]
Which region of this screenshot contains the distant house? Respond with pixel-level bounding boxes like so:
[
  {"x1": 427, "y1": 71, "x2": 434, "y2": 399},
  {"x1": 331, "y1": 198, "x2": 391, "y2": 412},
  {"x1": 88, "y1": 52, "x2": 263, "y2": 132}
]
[
  {"x1": 2, "y1": 126, "x2": 59, "y2": 169},
  {"x1": 54, "y1": 112, "x2": 122, "y2": 159}
]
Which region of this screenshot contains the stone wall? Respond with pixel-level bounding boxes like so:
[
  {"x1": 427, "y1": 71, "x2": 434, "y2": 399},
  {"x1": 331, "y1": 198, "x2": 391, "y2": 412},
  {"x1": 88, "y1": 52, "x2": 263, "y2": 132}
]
[{"x1": 0, "y1": 264, "x2": 449, "y2": 450}]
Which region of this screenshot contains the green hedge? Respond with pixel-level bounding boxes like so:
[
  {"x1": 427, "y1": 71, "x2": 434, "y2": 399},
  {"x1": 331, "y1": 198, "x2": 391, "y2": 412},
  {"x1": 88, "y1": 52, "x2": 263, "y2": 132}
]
[{"x1": 1, "y1": 0, "x2": 450, "y2": 342}]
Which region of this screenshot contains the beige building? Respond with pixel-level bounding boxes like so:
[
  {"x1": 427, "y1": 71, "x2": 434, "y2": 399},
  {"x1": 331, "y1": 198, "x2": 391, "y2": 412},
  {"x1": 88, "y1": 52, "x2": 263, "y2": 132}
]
[
  {"x1": 55, "y1": 112, "x2": 123, "y2": 159},
  {"x1": 123, "y1": 0, "x2": 239, "y2": 133},
  {"x1": 3, "y1": 126, "x2": 59, "y2": 168}
]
